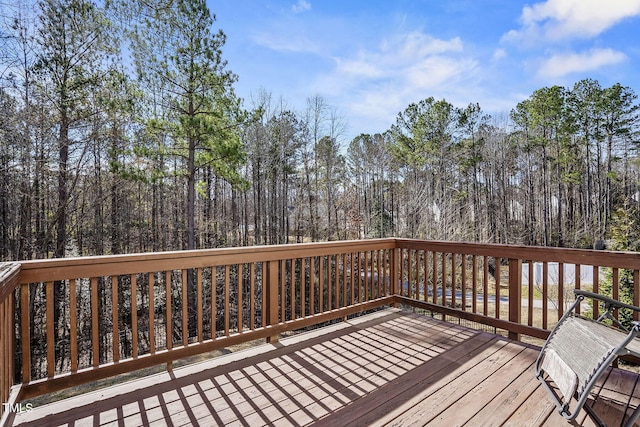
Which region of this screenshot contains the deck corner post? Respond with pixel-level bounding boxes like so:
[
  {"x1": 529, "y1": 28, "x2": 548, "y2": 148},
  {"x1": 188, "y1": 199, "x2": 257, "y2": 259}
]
[
  {"x1": 266, "y1": 260, "x2": 280, "y2": 344},
  {"x1": 0, "y1": 263, "x2": 20, "y2": 424},
  {"x1": 508, "y1": 258, "x2": 522, "y2": 341}
]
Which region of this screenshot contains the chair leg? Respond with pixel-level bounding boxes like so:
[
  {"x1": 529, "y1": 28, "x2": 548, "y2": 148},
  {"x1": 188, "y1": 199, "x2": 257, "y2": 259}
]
[
  {"x1": 624, "y1": 403, "x2": 640, "y2": 427},
  {"x1": 582, "y1": 402, "x2": 606, "y2": 427}
]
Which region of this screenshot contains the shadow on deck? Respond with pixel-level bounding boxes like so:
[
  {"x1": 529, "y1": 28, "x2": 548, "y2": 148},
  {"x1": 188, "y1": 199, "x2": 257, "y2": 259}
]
[{"x1": 10, "y1": 310, "x2": 640, "y2": 426}]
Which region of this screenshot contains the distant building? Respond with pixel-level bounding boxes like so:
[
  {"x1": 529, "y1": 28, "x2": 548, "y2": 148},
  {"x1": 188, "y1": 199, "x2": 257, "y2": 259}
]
[{"x1": 522, "y1": 262, "x2": 605, "y2": 286}]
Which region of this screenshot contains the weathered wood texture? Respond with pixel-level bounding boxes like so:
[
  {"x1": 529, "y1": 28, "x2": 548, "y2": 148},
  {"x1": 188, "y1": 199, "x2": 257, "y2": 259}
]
[{"x1": 11, "y1": 310, "x2": 640, "y2": 427}]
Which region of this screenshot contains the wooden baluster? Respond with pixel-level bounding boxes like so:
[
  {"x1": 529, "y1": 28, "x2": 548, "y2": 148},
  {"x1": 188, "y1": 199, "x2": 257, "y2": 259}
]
[
  {"x1": 89, "y1": 278, "x2": 99, "y2": 368},
  {"x1": 613, "y1": 268, "x2": 620, "y2": 321},
  {"x1": 21, "y1": 283, "x2": 30, "y2": 383},
  {"x1": 326, "y1": 256, "x2": 331, "y2": 310},
  {"x1": 148, "y1": 273, "x2": 155, "y2": 354},
  {"x1": 290, "y1": 260, "x2": 295, "y2": 318},
  {"x1": 424, "y1": 251, "x2": 429, "y2": 302},
  {"x1": 542, "y1": 262, "x2": 548, "y2": 330},
  {"x1": 398, "y1": 250, "x2": 404, "y2": 298},
  {"x1": 451, "y1": 254, "x2": 457, "y2": 309},
  {"x1": 431, "y1": 251, "x2": 438, "y2": 304},
  {"x1": 390, "y1": 247, "x2": 398, "y2": 299},
  {"x1": 266, "y1": 260, "x2": 279, "y2": 343},
  {"x1": 407, "y1": 249, "x2": 413, "y2": 299},
  {"x1": 131, "y1": 275, "x2": 138, "y2": 359},
  {"x1": 461, "y1": 255, "x2": 467, "y2": 311},
  {"x1": 634, "y1": 270, "x2": 639, "y2": 322},
  {"x1": 593, "y1": 266, "x2": 600, "y2": 319},
  {"x1": 441, "y1": 253, "x2": 446, "y2": 309},
  {"x1": 575, "y1": 264, "x2": 582, "y2": 316},
  {"x1": 472, "y1": 255, "x2": 478, "y2": 314},
  {"x1": 213, "y1": 267, "x2": 218, "y2": 337},
  {"x1": 238, "y1": 264, "x2": 243, "y2": 332},
  {"x1": 181, "y1": 270, "x2": 188, "y2": 347},
  {"x1": 343, "y1": 253, "x2": 348, "y2": 306},
  {"x1": 300, "y1": 259, "x2": 306, "y2": 317},
  {"x1": 70, "y1": 279, "x2": 78, "y2": 372},
  {"x1": 280, "y1": 261, "x2": 286, "y2": 320},
  {"x1": 165, "y1": 271, "x2": 172, "y2": 352},
  {"x1": 335, "y1": 254, "x2": 340, "y2": 308},
  {"x1": 112, "y1": 276, "x2": 120, "y2": 363},
  {"x1": 46, "y1": 281, "x2": 54, "y2": 377},
  {"x1": 225, "y1": 265, "x2": 230, "y2": 336},
  {"x1": 197, "y1": 268, "x2": 203, "y2": 343},
  {"x1": 334, "y1": 254, "x2": 340, "y2": 308},
  {"x1": 528, "y1": 262, "x2": 534, "y2": 326},
  {"x1": 558, "y1": 263, "x2": 564, "y2": 320},
  {"x1": 319, "y1": 257, "x2": 324, "y2": 312},
  {"x1": 483, "y1": 257, "x2": 489, "y2": 316},
  {"x1": 350, "y1": 253, "x2": 355, "y2": 304},
  {"x1": 495, "y1": 260, "x2": 501, "y2": 320},
  {"x1": 250, "y1": 263, "x2": 256, "y2": 330},
  {"x1": 310, "y1": 257, "x2": 316, "y2": 315}
]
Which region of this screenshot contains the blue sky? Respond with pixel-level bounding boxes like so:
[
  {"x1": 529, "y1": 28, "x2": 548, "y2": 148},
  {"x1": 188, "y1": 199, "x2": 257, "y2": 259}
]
[{"x1": 211, "y1": 0, "x2": 640, "y2": 143}]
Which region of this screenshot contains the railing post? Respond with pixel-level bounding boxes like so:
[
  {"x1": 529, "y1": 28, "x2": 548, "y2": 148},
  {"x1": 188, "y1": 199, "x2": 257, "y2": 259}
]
[
  {"x1": 265, "y1": 260, "x2": 279, "y2": 344},
  {"x1": 508, "y1": 258, "x2": 522, "y2": 341},
  {"x1": 0, "y1": 263, "x2": 20, "y2": 426}
]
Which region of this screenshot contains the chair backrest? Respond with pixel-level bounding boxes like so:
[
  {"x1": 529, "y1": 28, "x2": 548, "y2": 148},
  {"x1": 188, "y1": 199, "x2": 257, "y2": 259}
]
[{"x1": 542, "y1": 315, "x2": 623, "y2": 399}]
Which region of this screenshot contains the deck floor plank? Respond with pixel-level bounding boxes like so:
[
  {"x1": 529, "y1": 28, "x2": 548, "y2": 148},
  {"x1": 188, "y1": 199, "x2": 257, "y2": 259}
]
[
  {"x1": 10, "y1": 309, "x2": 640, "y2": 427},
  {"x1": 423, "y1": 347, "x2": 539, "y2": 426},
  {"x1": 458, "y1": 348, "x2": 542, "y2": 427},
  {"x1": 383, "y1": 341, "x2": 531, "y2": 427},
  {"x1": 502, "y1": 383, "x2": 556, "y2": 427}
]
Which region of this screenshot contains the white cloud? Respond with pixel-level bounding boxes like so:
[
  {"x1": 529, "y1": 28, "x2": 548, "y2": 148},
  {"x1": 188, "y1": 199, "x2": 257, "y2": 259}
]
[
  {"x1": 292, "y1": 0, "x2": 311, "y2": 14},
  {"x1": 537, "y1": 48, "x2": 627, "y2": 78},
  {"x1": 316, "y1": 31, "x2": 479, "y2": 132},
  {"x1": 504, "y1": 0, "x2": 640, "y2": 43},
  {"x1": 492, "y1": 48, "x2": 507, "y2": 61},
  {"x1": 251, "y1": 31, "x2": 320, "y2": 54},
  {"x1": 332, "y1": 32, "x2": 465, "y2": 81},
  {"x1": 406, "y1": 56, "x2": 477, "y2": 90},
  {"x1": 334, "y1": 56, "x2": 384, "y2": 79},
  {"x1": 388, "y1": 32, "x2": 463, "y2": 58}
]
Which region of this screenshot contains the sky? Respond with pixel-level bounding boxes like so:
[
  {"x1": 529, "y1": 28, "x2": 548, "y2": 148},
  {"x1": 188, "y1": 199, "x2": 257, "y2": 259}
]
[{"x1": 211, "y1": 0, "x2": 640, "y2": 144}]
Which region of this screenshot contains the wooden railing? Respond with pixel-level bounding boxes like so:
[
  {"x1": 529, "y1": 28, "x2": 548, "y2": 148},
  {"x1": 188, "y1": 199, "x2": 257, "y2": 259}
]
[
  {"x1": 7, "y1": 239, "x2": 397, "y2": 404},
  {"x1": 2, "y1": 238, "x2": 640, "y2": 422},
  {"x1": 394, "y1": 239, "x2": 640, "y2": 341}
]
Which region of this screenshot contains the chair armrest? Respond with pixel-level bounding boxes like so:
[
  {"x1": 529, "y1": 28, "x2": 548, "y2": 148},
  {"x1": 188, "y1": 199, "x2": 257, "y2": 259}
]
[{"x1": 574, "y1": 289, "x2": 640, "y2": 312}]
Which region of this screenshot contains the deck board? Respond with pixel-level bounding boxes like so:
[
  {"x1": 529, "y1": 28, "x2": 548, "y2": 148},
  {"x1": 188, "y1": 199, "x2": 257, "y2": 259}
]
[{"x1": 10, "y1": 309, "x2": 640, "y2": 426}]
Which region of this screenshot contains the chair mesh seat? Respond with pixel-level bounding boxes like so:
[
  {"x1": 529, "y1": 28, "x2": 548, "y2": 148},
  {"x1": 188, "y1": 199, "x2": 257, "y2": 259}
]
[{"x1": 546, "y1": 315, "x2": 624, "y2": 396}]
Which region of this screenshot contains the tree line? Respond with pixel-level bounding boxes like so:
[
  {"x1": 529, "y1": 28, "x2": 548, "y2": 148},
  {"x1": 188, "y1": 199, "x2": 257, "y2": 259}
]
[{"x1": 1, "y1": 0, "x2": 640, "y2": 263}]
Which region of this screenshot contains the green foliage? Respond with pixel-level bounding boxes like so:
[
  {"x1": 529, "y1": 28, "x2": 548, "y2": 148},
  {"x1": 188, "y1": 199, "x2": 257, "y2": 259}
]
[
  {"x1": 601, "y1": 201, "x2": 640, "y2": 329},
  {"x1": 369, "y1": 201, "x2": 393, "y2": 238}
]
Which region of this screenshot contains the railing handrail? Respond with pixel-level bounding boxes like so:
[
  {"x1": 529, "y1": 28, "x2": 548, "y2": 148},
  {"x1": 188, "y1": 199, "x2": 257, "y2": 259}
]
[
  {"x1": 14, "y1": 238, "x2": 640, "y2": 282},
  {"x1": 395, "y1": 238, "x2": 640, "y2": 269},
  {"x1": 17, "y1": 238, "x2": 398, "y2": 283}
]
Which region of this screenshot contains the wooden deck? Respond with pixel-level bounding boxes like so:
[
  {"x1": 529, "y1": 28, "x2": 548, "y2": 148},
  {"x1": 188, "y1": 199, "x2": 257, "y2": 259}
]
[{"x1": 10, "y1": 309, "x2": 640, "y2": 427}]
